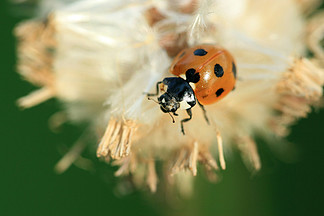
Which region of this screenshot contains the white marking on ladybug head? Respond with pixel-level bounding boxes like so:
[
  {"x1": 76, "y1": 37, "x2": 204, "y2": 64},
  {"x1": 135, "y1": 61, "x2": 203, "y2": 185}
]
[
  {"x1": 189, "y1": 82, "x2": 196, "y2": 90},
  {"x1": 180, "y1": 74, "x2": 186, "y2": 80}
]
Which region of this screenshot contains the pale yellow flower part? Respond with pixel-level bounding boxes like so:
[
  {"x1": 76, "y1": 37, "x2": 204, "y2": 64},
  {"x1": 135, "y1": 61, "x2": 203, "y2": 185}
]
[{"x1": 15, "y1": 0, "x2": 324, "y2": 195}]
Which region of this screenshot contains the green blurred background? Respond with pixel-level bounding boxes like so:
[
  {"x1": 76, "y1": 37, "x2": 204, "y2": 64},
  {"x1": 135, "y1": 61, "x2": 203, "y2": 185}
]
[{"x1": 1, "y1": 1, "x2": 324, "y2": 216}]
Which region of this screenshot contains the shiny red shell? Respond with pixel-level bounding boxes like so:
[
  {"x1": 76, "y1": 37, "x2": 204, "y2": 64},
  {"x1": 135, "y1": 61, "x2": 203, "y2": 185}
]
[{"x1": 170, "y1": 45, "x2": 237, "y2": 105}]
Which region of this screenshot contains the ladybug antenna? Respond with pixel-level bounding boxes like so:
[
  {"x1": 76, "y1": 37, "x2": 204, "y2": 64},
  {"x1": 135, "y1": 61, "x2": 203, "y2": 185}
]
[
  {"x1": 148, "y1": 97, "x2": 159, "y2": 104},
  {"x1": 168, "y1": 112, "x2": 175, "y2": 123}
]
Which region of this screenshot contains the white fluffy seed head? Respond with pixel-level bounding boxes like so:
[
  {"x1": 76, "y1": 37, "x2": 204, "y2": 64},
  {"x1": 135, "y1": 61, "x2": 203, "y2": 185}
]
[{"x1": 15, "y1": 0, "x2": 324, "y2": 194}]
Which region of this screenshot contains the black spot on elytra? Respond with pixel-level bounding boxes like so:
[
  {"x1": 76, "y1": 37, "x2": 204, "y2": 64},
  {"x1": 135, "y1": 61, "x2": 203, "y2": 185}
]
[
  {"x1": 185, "y1": 68, "x2": 200, "y2": 83},
  {"x1": 193, "y1": 49, "x2": 207, "y2": 56},
  {"x1": 214, "y1": 64, "x2": 224, "y2": 77},
  {"x1": 232, "y1": 62, "x2": 237, "y2": 78},
  {"x1": 215, "y1": 88, "x2": 224, "y2": 97}
]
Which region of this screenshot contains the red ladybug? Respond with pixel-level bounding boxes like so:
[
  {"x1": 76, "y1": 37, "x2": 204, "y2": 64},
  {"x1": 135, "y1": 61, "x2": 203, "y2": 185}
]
[{"x1": 147, "y1": 44, "x2": 237, "y2": 134}]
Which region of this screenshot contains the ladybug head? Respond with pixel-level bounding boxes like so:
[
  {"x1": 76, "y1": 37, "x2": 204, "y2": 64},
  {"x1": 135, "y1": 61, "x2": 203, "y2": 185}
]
[{"x1": 158, "y1": 93, "x2": 180, "y2": 113}]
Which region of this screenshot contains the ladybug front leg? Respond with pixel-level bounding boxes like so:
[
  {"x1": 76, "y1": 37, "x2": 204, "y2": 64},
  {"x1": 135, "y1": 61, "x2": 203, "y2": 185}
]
[
  {"x1": 180, "y1": 108, "x2": 192, "y2": 135},
  {"x1": 145, "y1": 81, "x2": 163, "y2": 97}
]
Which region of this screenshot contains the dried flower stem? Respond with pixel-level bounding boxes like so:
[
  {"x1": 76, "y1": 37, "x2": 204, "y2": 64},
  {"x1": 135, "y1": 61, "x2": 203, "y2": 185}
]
[
  {"x1": 54, "y1": 138, "x2": 88, "y2": 174},
  {"x1": 97, "y1": 118, "x2": 138, "y2": 160},
  {"x1": 146, "y1": 158, "x2": 158, "y2": 193},
  {"x1": 189, "y1": 141, "x2": 199, "y2": 176},
  {"x1": 216, "y1": 130, "x2": 226, "y2": 170},
  {"x1": 113, "y1": 155, "x2": 137, "y2": 177},
  {"x1": 237, "y1": 136, "x2": 261, "y2": 171},
  {"x1": 17, "y1": 87, "x2": 55, "y2": 109},
  {"x1": 170, "y1": 141, "x2": 218, "y2": 176}
]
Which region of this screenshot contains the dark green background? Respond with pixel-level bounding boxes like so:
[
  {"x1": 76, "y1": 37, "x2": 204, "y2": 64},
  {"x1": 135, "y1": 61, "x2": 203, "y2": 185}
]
[{"x1": 1, "y1": 2, "x2": 324, "y2": 216}]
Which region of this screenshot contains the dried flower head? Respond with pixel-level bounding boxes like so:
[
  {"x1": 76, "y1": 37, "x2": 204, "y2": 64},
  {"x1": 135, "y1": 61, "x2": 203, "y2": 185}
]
[{"x1": 16, "y1": 0, "x2": 324, "y2": 195}]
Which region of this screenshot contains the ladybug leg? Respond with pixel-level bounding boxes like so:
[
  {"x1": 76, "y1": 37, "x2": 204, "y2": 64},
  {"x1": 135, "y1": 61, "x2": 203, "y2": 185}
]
[
  {"x1": 180, "y1": 108, "x2": 192, "y2": 135},
  {"x1": 173, "y1": 111, "x2": 178, "y2": 116},
  {"x1": 197, "y1": 101, "x2": 209, "y2": 124},
  {"x1": 146, "y1": 81, "x2": 163, "y2": 97}
]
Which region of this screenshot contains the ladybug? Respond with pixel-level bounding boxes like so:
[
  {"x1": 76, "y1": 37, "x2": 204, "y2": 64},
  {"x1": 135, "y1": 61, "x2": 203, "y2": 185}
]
[{"x1": 147, "y1": 44, "x2": 237, "y2": 134}]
